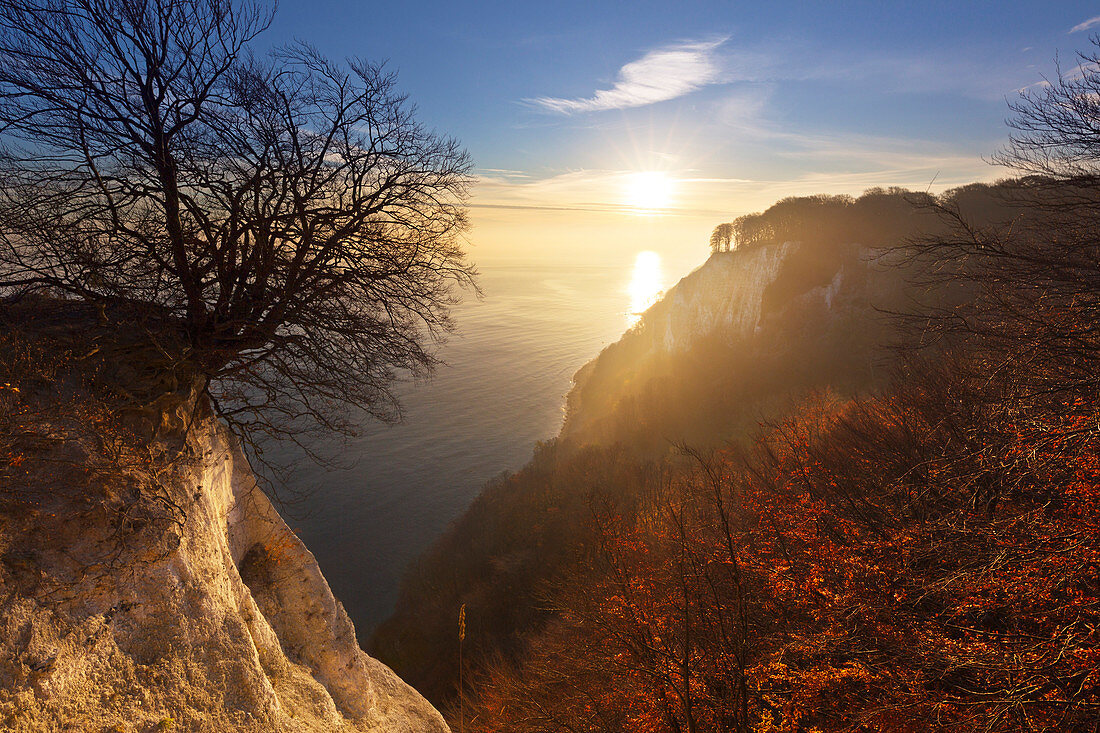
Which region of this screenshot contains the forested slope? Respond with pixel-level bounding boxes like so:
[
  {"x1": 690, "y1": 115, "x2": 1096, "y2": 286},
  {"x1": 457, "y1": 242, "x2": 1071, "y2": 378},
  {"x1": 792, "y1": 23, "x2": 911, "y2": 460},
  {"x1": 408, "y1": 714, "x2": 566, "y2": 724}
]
[
  {"x1": 375, "y1": 169, "x2": 1100, "y2": 729},
  {"x1": 370, "y1": 185, "x2": 1012, "y2": 712}
]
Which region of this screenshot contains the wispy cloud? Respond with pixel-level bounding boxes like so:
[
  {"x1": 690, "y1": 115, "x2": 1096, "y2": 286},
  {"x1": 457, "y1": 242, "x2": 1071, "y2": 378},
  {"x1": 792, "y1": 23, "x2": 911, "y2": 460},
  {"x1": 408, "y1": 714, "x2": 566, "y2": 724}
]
[
  {"x1": 527, "y1": 33, "x2": 1031, "y2": 118},
  {"x1": 527, "y1": 38, "x2": 728, "y2": 114},
  {"x1": 470, "y1": 140, "x2": 993, "y2": 220},
  {"x1": 473, "y1": 170, "x2": 661, "y2": 214},
  {"x1": 1070, "y1": 15, "x2": 1100, "y2": 33},
  {"x1": 1013, "y1": 79, "x2": 1051, "y2": 94}
]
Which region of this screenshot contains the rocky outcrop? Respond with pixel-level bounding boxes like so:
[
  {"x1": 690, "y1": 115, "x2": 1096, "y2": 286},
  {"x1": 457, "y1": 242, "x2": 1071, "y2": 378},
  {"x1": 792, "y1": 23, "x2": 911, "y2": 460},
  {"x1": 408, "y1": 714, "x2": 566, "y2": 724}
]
[
  {"x1": 0, "y1": 375, "x2": 448, "y2": 732},
  {"x1": 560, "y1": 240, "x2": 909, "y2": 449},
  {"x1": 651, "y1": 241, "x2": 800, "y2": 352}
]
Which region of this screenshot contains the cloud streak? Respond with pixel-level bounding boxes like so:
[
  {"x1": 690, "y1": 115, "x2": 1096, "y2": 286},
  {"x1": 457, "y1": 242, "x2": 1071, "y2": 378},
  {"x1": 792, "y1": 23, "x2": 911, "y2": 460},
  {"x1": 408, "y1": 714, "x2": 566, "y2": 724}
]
[
  {"x1": 1070, "y1": 15, "x2": 1100, "y2": 33},
  {"x1": 528, "y1": 38, "x2": 727, "y2": 114}
]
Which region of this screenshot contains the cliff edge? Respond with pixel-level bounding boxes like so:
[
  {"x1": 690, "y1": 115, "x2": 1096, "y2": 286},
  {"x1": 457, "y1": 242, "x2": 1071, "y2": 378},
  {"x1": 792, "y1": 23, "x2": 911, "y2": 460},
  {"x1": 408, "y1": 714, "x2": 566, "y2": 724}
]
[
  {"x1": 0, "y1": 306, "x2": 448, "y2": 732},
  {"x1": 560, "y1": 241, "x2": 907, "y2": 451}
]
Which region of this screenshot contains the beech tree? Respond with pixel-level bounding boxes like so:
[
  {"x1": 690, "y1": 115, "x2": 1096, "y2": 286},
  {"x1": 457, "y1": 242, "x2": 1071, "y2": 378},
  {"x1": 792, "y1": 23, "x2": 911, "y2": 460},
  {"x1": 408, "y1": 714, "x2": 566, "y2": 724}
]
[
  {"x1": 0, "y1": 0, "x2": 475, "y2": 445},
  {"x1": 709, "y1": 223, "x2": 734, "y2": 254}
]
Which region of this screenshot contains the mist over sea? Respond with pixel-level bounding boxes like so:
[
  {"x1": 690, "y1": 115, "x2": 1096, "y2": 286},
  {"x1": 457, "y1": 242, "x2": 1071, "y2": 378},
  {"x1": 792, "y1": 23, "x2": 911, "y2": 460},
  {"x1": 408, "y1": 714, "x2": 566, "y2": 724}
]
[{"x1": 286, "y1": 260, "x2": 678, "y2": 635}]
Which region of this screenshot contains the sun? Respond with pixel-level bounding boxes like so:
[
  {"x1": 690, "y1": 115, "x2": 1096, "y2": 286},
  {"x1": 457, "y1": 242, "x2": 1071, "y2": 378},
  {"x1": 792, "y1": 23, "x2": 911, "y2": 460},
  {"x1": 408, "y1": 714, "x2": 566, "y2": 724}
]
[{"x1": 623, "y1": 171, "x2": 675, "y2": 212}]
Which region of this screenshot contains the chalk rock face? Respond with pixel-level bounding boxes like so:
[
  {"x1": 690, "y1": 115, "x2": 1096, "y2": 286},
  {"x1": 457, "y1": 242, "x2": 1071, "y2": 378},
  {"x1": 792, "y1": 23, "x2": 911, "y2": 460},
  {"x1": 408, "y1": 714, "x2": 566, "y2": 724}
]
[
  {"x1": 559, "y1": 240, "x2": 901, "y2": 449},
  {"x1": 652, "y1": 241, "x2": 801, "y2": 353},
  {"x1": 0, "y1": 409, "x2": 448, "y2": 733}
]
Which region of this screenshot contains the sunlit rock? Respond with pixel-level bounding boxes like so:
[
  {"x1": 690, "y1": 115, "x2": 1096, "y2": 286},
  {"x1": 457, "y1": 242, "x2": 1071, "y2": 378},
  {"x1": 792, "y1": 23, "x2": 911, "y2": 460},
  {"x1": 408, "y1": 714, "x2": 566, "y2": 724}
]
[{"x1": 0, "y1": 383, "x2": 448, "y2": 732}]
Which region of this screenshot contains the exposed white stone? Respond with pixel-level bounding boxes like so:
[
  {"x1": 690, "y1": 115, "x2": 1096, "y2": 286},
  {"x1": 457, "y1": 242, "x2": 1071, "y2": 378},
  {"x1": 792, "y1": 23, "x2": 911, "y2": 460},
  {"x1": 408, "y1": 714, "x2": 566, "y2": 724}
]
[
  {"x1": 0, "y1": 412, "x2": 449, "y2": 732},
  {"x1": 652, "y1": 243, "x2": 799, "y2": 353}
]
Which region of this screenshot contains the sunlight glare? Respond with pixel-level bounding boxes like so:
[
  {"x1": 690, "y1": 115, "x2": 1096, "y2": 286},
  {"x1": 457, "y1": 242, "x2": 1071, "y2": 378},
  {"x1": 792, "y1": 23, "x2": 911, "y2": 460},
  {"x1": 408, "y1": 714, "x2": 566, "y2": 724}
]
[
  {"x1": 627, "y1": 251, "x2": 664, "y2": 327},
  {"x1": 623, "y1": 172, "x2": 675, "y2": 213}
]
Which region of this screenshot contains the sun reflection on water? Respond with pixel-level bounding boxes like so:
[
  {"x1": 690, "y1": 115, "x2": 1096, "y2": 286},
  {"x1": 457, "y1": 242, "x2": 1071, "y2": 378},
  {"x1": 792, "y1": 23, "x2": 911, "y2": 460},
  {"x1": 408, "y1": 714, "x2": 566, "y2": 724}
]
[{"x1": 626, "y1": 251, "x2": 663, "y2": 328}]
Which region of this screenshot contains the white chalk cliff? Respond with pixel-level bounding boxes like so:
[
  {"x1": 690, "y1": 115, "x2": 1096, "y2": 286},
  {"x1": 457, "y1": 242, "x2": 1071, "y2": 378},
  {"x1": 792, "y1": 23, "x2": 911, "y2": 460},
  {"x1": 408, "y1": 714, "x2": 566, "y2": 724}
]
[
  {"x1": 559, "y1": 240, "x2": 901, "y2": 447},
  {"x1": 649, "y1": 242, "x2": 801, "y2": 352},
  {"x1": 0, "y1": 388, "x2": 448, "y2": 732}
]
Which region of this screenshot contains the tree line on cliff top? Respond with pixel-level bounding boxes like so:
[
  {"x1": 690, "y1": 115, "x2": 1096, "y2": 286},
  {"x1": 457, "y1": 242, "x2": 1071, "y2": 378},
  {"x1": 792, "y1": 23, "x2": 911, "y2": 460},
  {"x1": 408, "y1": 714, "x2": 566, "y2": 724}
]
[
  {"x1": 707, "y1": 183, "x2": 1020, "y2": 255},
  {"x1": 373, "y1": 39, "x2": 1100, "y2": 732}
]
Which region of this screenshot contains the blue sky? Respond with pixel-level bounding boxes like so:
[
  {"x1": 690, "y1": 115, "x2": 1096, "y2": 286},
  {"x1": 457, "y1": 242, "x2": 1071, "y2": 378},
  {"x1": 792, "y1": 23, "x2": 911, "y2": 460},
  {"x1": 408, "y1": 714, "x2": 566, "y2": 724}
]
[{"x1": 266, "y1": 2, "x2": 1100, "y2": 271}]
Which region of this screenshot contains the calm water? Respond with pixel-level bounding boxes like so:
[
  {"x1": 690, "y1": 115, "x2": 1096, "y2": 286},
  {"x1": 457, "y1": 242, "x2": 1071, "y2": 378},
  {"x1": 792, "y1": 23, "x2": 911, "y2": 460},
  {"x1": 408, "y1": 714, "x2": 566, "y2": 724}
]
[{"x1": 286, "y1": 261, "x2": 666, "y2": 636}]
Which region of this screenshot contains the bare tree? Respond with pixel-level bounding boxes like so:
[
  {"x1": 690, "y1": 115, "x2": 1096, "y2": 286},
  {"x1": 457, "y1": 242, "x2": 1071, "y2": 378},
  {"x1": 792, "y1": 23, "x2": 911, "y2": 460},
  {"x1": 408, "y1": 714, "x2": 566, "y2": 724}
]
[
  {"x1": 0, "y1": 0, "x2": 476, "y2": 450},
  {"x1": 900, "y1": 39, "x2": 1100, "y2": 408},
  {"x1": 993, "y1": 39, "x2": 1100, "y2": 185}
]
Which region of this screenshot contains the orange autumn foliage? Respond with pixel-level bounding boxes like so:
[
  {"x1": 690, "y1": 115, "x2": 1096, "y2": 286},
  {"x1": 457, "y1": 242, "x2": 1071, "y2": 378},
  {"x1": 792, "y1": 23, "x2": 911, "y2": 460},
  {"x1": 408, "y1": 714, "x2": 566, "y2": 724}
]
[{"x1": 463, "y1": 371, "x2": 1100, "y2": 732}]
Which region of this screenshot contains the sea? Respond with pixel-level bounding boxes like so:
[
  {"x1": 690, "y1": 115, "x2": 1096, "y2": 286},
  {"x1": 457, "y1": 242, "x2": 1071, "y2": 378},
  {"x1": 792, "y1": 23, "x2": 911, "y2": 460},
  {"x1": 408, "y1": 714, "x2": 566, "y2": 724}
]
[{"x1": 283, "y1": 259, "x2": 680, "y2": 636}]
